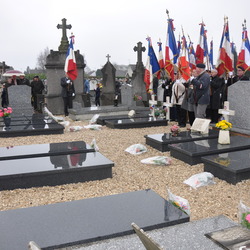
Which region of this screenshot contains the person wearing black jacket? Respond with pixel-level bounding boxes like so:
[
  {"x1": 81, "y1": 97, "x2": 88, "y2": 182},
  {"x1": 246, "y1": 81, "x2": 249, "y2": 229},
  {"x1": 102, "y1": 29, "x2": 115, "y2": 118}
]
[
  {"x1": 61, "y1": 73, "x2": 75, "y2": 116},
  {"x1": 228, "y1": 66, "x2": 249, "y2": 86},
  {"x1": 30, "y1": 76, "x2": 44, "y2": 112},
  {"x1": 210, "y1": 69, "x2": 225, "y2": 123}
]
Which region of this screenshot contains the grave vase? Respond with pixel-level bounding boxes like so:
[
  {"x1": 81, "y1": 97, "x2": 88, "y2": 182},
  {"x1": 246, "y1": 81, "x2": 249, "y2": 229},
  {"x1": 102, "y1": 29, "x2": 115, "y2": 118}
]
[
  {"x1": 3, "y1": 116, "x2": 11, "y2": 128},
  {"x1": 218, "y1": 130, "x2": 230, "y2": 144}
]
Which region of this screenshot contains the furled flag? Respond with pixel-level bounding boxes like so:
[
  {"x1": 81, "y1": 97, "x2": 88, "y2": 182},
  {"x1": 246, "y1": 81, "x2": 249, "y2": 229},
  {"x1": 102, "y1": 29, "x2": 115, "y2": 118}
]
[
  {"x1": 237, "y1": 20, "x2": 250, "y2": 71},
  {"x1": 195, "y1": 21, "x2": 209, "y2": 65},
  {"x1": 178, "y1": 34, "x2": 191, "y2": 81},
  {"x1": 188, "y1": 36, "x2": 196, "y2": 70},
  {"x1": 157, "y1": 39, "x2": 165, "y2": 78},
  {"x1": 64, "y1": 35, "x2": 78, "y2": 80},
  {"x1": 165, "y1": 14, "x2": 178, "y2": 80},
  {"x1": 144, "y1": 37, "x2": 160, "y2": 91},
  {"x1": 209, "y1": 40, "x2": 214, "y2": 69},
  {"x1": 177, "y1": 36, "x2": 181, "y2": 61},
  {"x1": 216, "y1": 17, "x2": 234, "y2": 76}
]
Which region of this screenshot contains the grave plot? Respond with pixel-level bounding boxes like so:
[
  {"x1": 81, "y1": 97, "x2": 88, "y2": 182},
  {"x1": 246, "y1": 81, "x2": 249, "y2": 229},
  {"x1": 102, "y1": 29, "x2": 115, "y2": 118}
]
[
  {"x1": 0, "y1": 151, "x2": 113, "y2": 190},
  {"x1": 105, "y1": 117, "x2": 168, "y2": 129},
  {"x1": 202, "y1": 149, "x2": 250, "y2": 184},
  {"x1": 0, "y1": 141, "x2": 94, "y2": 161},
  {"x1": 0, "y1": 190, "x2": 189, "y2": 250},
  {"x1": 145, "y1": 130, "x2": 218, "y2": 152},
  {"x1": 0, "y1": 114, "x2": 64, "y2": 137},
  {"x1": 169, "y1": 136, "x2": 250, "y2": 165}
]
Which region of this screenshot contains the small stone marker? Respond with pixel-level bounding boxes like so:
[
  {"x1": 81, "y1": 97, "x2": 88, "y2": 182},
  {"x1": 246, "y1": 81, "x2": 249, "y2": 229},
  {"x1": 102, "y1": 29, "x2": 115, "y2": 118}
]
[
  {"x1": 149, "y1": 94, "x2": 157, "y2": 119},
  {"x1": 218, "y1": 101, "x2": 235, "y2": 122},
  {"x1": 162, "y1": 96, "x2": 173, "y2": 121},
  {"x1": 191, "y1": 118, "x2": 211, "y2": 134}
]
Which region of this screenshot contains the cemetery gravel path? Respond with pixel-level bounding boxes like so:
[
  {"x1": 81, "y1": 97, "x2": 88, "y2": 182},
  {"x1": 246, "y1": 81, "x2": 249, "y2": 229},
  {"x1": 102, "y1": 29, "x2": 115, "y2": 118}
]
[{"x1": 0, "y1": 118, "x2": 249, "y2": 223}]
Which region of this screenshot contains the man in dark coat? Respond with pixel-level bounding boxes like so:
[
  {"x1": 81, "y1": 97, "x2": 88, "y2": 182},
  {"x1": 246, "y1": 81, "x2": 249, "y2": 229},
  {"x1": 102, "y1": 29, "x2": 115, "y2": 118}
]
[
  {"x1": 191, "y1": 63, "x2": 210, "y2": 119},
  {"x1": 30, "y1": 76, "x2": 44, "y2": 112},
  {"x1": 17, "y1": 74, "x2": 30, "y2": 86},
  {"x1": 61, "y1": 73, "x2": 75, "y2": 116},
  {"x1": 228, "y1": 66, "x2": 249, "y2": 85},
  {"x1": 210, "y1": 69, "x2": 225, "y2": 123}
]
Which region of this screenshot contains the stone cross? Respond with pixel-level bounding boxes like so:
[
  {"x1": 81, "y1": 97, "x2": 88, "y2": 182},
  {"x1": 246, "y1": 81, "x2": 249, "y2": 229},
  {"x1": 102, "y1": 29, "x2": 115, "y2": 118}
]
[
  {"x1": 57, "y1": 18, "x2": 72, "y2": 53},
  {"x1": 162, "y1": 96, "x2": 173, "y2": 121},
  {"x1": 218, "y1": 101, "x2": 235, "y2": 122},
  {"x1": 106, "y1": 54, "x2": 111, "y2": 62},
  {"x1": 133, "y1": 42, "x2": 146, "y2": 64},
  {"x1": 149, "y1": 94, "x2": 157, "y2": 119}
]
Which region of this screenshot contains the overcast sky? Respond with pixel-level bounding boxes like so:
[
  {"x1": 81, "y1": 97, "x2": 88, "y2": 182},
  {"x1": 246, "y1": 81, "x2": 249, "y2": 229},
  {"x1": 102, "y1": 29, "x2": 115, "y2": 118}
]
[{"x1": 1, "y1": 0, "x2": 249, "y2": 72}]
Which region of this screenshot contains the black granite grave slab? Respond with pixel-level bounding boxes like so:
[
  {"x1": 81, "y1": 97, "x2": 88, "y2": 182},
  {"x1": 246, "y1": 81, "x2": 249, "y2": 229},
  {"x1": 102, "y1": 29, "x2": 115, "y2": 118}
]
[
  {"x1": 105, "y1": 117, "x2": 168, "y2": 129},
  {"x1": 0, "y1": 114, "x2": 64, "y2": 137},
  {"x1": 169, "y1": 135, "x2": 250, "y2": 165},
  {"x1": 0, "y1": 141, "x2": 94, "y2": 161},
  {"x1": 145, "y1": 130, "x2": 219, "y2": 152},
  {"x1": 0, "y1": 190, "x2": 189, "y2": 250},
  {"x1": 202, "y1": 149, "x2": 250, "y2": 184},
  {"x1": 0, "y1": 151, "x2": 113, "y2": 190}
]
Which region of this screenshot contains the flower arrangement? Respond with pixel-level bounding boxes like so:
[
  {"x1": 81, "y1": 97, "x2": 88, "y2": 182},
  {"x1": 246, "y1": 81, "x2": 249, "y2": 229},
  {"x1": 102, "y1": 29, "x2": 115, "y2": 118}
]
[
  {"x1": 241, "y1": 212, "x2": 250, "y2": 229},
  {"x1": 170, "y1": 124, "x2": 180, "y2": 134},
  {"x1": 133, "y1": 94, "x2": 142, "y2": 101},
  {"x1": 0, "y1": 107, "x2": 12, "y2": 117},
  {"x1": 215, "y1": 120, "x2": 232, "y2": 130}
]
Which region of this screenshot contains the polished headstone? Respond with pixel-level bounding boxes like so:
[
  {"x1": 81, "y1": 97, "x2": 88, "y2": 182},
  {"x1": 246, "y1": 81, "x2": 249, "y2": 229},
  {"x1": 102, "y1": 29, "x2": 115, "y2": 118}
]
[
  {"x1": 74, "y1": 215, "x2": 236, "y2": 250},
  {"x1": 202, "y1": 149, "x2": 250, "y2": 184},
  {"x1": 169, "y1": 135, "x2": 250, "y2": 165},
  {"x1": 0, "y1": 141, "x2": 94, "y2": 161},
  {"x1": 105, "y1": 117, "x2": 168, "y2": 129},
  {"x1": 0, "y1": 151, "x2": 113, "y2": 190},
  {"x1": 0, "y1": 190, "x2": 189, "y2": 250},
  {"x1": 145, "y1": 130, "x2": 218, "y2": 152}
]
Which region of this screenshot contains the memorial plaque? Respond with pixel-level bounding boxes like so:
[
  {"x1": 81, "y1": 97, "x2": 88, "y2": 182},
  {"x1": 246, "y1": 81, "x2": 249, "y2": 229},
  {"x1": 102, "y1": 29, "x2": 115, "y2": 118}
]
[{"x1": 191, "y1": 118, "x2": 211, "y2": 134}]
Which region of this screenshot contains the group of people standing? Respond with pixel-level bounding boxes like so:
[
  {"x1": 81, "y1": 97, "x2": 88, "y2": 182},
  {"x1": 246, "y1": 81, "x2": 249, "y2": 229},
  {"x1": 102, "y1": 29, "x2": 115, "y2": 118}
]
[
  {"x1": 161, "y1": 63, "x2": 249, "y2": 128},
  {"x1": 1, "y1": 75, "x2": 45, "y2": 112}
]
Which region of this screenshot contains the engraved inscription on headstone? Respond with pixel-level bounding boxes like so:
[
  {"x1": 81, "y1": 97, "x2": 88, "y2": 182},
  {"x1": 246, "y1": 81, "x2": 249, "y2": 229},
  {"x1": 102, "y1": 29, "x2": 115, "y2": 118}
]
[{"x1": 191, "y1": 118, "x2": 211, "y2": 134}]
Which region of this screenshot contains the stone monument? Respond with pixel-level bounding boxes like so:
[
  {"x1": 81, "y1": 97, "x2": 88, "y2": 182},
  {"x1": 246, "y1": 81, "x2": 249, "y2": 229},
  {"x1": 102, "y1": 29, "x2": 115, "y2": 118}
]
[
  {"x1": 228, "y1": 81, "x2": 250, "y2": 134},
  {"x1": 45, "y1": 18, "x2": 85, "y2": 115},
  {"x1": 100, "y1": 54, "x2": 116, "y2": 105},
  {"x1": 121, "y1": 42, "x2": 147, "y2": 107}
]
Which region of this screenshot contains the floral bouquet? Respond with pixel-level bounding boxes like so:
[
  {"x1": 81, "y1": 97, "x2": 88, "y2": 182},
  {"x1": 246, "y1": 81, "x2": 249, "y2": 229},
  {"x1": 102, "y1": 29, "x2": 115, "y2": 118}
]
[
  {"x1": 239, "y1": 201, "x2": 250, "y2": 229},
  {"x1": 0, "y1": 107, "x2": 12, "y2": 117},
  {"x1": 133, "y1": 94, "x2": 142, "y2": 101},
  {"x1": 170, "y1": 124, "x2": 180, "y2": 134},
  {"x1": 215, "y1": 120, "x2": 232, "y2": 130}
]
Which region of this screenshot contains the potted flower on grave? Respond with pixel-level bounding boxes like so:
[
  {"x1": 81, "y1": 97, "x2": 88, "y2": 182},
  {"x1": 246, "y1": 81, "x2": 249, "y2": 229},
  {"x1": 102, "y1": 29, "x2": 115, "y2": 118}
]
[
  {"x1": 215, "y1": 120, "x2": 232, "y2": 144},
  {"x1": 0, "y1": 107, "x2": 13, "y2": 128},
  {"x1": 133, "y1": 94, "x2": 142, "y2": 101},
  {"x1": 170, "y1": 124, "x2": 180, "y2": 137}
]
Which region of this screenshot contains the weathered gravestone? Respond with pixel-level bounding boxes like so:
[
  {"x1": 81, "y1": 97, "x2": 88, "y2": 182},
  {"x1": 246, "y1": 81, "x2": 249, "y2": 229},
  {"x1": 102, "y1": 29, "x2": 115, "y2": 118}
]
[
  {"x1": 228, "y1": 81, "x2": 250, "y2": 134},
  {"x1": 100, "y1": 54, "x2": 116, "y2": 105},
  {"x1": 45, "y1": 18, "x2": 85, "y2": 115},
  {"x1": 7, "y1": 85, "x2": 33, "y2": 116}
]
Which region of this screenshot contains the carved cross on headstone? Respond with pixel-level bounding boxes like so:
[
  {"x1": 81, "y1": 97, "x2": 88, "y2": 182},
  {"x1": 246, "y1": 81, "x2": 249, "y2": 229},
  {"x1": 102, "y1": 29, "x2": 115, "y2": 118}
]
[
  {"x1": 106, "y1": 54, "x2": 111, "y2": 62},
  {"x1": 218, "y1": 101, "x2": 235, "y2": 122},
  {"x1": 57, "y1": 18, "x2": 72, "y2": 53},
  {"x1": 133, "y1": 42, "x2": 146, "y2": 64}
]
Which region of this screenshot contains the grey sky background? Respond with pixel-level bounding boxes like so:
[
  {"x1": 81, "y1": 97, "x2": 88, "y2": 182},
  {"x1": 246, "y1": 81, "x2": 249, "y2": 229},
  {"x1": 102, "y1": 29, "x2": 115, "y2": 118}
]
[{"x1": 1, "y1": 0, "x2": 249, "y2": 72}]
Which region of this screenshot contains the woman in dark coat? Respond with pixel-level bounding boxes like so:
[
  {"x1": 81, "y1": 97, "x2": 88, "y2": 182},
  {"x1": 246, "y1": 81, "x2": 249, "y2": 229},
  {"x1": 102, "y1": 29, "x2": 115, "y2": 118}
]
[{"x1": 210, "y1": 69, "x2": 225, "y2": 123}]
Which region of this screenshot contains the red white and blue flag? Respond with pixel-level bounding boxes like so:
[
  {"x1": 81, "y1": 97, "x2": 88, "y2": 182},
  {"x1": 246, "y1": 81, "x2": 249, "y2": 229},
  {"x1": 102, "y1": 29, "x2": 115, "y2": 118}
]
[
  {"x1": 165, "y1": 18, "x2": 178, "y2": 80},
  {"x1": 157, "y1": 39, "x2": 165, "y2": 78},
  {"x1": 64, "y1": 35, "x2": 78, "y2": 80},
  {"x1": 188, "y1": 40, "x2": 196, "y2": 70},
  {"x1": 144, "y1": 37, "x2": 160, "y2": 91},
  {"x1": 195, "y1": 22, "x2": 209, "y2": 65},
  {"x1": 216, "y1": 18, "x2": 234, "y2": 76},
  {"x1": 209, "y1": 40, "x2": 214, "y2": 69},
  {"x1": 237, "y1": 21, "x2": 250, "y2": 71}
]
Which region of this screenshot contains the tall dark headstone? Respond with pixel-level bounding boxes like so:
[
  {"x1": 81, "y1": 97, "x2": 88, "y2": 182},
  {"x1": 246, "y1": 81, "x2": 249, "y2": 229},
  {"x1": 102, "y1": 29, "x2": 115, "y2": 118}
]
[
  {"x1": 131, "y1": 42, "x2": 147, "y2": 104},
  {"x1": 45, "y1": 18, "x2": 85, "y2": 115},
  {"x1": 100, "y1": 55, "x2": 116, "y2": 105}
]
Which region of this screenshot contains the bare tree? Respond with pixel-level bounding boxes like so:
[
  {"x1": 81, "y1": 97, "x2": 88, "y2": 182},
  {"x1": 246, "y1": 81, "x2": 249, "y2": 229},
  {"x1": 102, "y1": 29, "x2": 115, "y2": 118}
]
[{"x1": 37, "y1": 47, "x2": 50, "y2": 70}]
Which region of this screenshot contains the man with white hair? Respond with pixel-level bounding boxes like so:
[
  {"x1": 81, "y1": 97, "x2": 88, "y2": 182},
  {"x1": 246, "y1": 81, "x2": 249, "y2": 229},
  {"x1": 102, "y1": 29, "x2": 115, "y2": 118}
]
[
  {"x1": 191, "y1": 63, "x2": 210, "y2": 119},
  {"x1": 210, "y1": 69, "x2": 225, "y2": 123}
]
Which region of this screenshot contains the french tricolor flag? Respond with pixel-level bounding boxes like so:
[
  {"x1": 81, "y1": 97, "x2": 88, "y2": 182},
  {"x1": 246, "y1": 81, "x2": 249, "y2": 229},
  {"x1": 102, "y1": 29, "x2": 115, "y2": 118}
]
[
  {"x1": 195, "y1": 22, "x2": 208, "y2": 65},
  {"x1": 64, "y1": 35, "x2": 78, "y2": 80},
  {"x1": 157, "y1": 40, "x2": 164, "y2": 78},
  {"x1": 237, "y1": 21, "x2": 250, "y2": 71}
]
